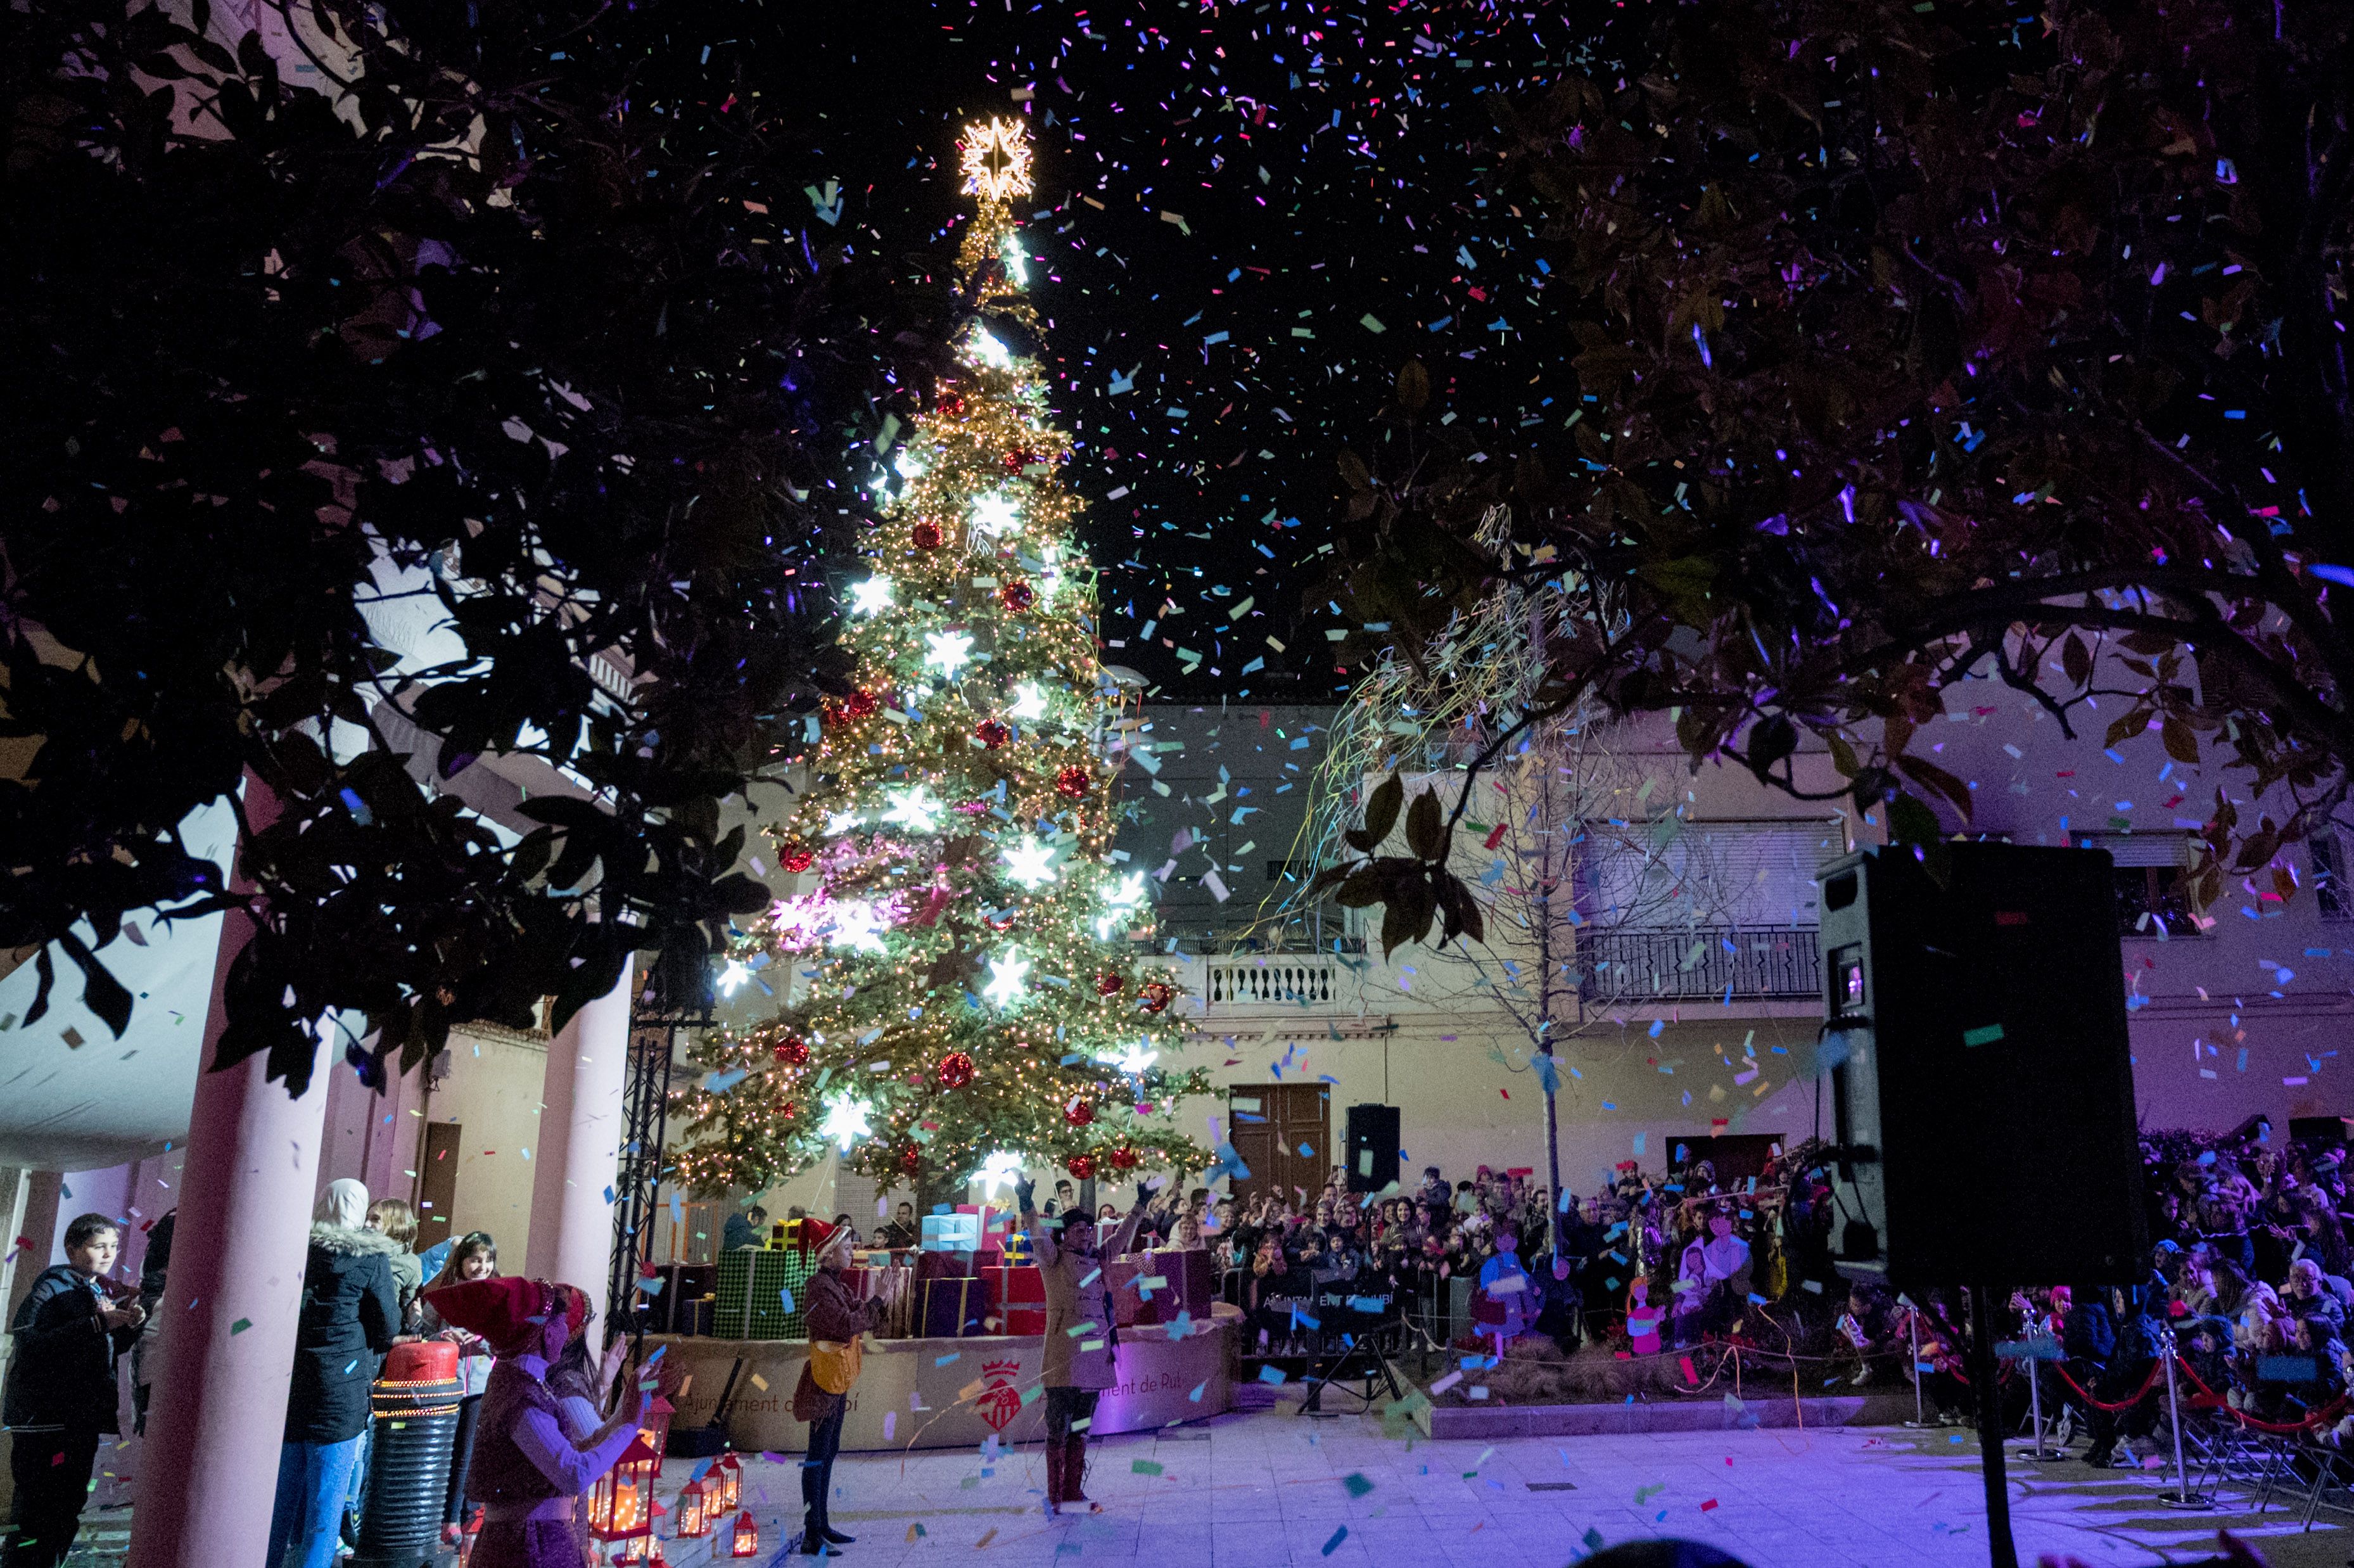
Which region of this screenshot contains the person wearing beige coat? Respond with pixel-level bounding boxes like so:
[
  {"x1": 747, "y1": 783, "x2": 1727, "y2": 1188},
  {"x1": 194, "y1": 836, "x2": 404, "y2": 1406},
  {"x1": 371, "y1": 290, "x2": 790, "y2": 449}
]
[{"x1": 1017, "y1": 1176, "x2": 1147, "y2": 1515}]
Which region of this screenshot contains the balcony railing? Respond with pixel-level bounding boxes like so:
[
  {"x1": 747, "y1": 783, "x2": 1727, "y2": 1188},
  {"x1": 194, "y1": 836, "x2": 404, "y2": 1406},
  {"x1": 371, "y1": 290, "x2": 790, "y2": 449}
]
[
  {"x1": 1579, "y1": 926, "x2": 1822, "y2": 1002},
  {"x1": 1201, "y1": 957, "x2": 1340, "y2": 1009}
]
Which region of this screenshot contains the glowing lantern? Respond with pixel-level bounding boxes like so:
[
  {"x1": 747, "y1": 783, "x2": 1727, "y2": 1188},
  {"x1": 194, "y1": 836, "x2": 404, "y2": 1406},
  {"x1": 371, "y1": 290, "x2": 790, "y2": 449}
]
[
  {"x1": 730, "y1": 1511, "x2": 761, "y2": 1558},
  {"x1": 637, "y1": 1392, "x2": 675, "y2": 1467},
  {"x1": 587, "y1": 1432, "x2": 660, "y2": 1545},
  {"x1": 714, "y1": 1451, "x2": 743, "y2": 1510},
  {"x1": 675, "y1": 1476, "x2": 713, "y2": 1538}
]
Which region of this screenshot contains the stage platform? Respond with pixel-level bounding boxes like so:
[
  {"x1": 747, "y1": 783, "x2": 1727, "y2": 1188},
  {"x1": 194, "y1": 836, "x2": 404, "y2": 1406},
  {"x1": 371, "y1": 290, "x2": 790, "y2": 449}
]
[{"x1": 648, "y1": 1301, "x2": 1240, "y2": 1452}]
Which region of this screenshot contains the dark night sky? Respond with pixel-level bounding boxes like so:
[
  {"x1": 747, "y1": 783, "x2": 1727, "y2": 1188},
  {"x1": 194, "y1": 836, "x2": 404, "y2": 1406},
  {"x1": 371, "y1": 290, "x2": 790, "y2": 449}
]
[{"x1": 768, "y1": 0, "x2": 1619, "y2": 699}]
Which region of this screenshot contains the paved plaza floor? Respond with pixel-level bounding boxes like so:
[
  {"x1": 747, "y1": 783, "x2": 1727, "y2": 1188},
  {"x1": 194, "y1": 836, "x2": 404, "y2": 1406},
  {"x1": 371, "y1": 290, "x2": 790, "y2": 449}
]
[
  {"x1": 727, "y1": 1409, "x2": 2354, "y2": 1568},
  {"x1": 57, "y1": 1407, "x2": 2354, "y2": 1565}
]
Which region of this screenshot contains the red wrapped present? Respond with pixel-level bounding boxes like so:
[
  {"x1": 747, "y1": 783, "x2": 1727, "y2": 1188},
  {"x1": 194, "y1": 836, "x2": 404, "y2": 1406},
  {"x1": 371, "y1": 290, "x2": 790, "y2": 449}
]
[
  {"x1": 981, "y1": 1263, "x2": 1043, "y2": 1335},
  {"x1": 916, "y1": 1248, "x2": 979, "y2": 1284}
]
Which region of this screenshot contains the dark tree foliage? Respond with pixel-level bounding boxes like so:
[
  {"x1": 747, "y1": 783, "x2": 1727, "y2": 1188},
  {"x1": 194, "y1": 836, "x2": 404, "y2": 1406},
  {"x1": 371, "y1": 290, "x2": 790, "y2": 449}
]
[
  {"x1": 1320, "y1": 0, "x2": 2354, "y2": 945},
  {"x1": 0, "y1": 1, "x2": 953, "y2": 1089}
]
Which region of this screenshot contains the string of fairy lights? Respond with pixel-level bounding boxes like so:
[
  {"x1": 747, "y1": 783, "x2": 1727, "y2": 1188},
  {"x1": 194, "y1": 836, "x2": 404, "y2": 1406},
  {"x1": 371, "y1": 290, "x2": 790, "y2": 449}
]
[{"x1": 673, "y1": 120, "x2": 1214, "y2": 1200}]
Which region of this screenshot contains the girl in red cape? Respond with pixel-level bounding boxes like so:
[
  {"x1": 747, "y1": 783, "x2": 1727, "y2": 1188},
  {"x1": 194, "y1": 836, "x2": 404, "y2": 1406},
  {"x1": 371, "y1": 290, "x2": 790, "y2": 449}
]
[{"x1": 418, "y1": 1275, "x2": 647, "y2": 1568}]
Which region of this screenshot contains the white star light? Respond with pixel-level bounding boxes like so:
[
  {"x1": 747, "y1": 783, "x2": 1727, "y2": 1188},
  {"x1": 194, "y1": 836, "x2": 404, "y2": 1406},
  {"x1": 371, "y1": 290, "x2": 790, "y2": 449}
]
[
  {"x1": 848, "y1": 576, "x2": 894, "y2": 616},
  {"x1": 924, "y1": 630, "x2": 976, "y2": 678},
  {"x1": 1093, "y1": 871, "x2": 1148, "y2": 938},
  {"x1": 969, "y1": 329, "x2": 1015, "y2": 371},
  {"x1": 1008, "y1": 681, "x2": 1048, "y2": 722},
  {"x1": 823, "y1": 807, "x2": 867, "y2": 837},
  {"x1": 1106, "y1": 1040, "x2": 1159, "y2": 1077},
  {"x1": 1003, "y1": 236, "x2": 1029, "y2": 287},
  {"x1": 973, "y1": 1150, "x2": 1026, "y2": 1197},
  {"x1": 971, "y1": 492, "x2": 1020, "y2": 540},
  {"x1": 1001, "y1": 837, "x2": 1058, "y2": 889},
  {"x1": 823, "y1": 898, "x2": 891, "y2": 955},
  {"x1": 716, "y1": 959, "x2": 752, "y2": 997},
  {"x1": 818, "y1": 1093, "x2": 873, "y2": 1153},
  {"x1": 883, "y1": 784, "x2": 943, "y2": 831},
  {"x1": 983, "y1": 949, "x2": 1032, "y2": 1009}
]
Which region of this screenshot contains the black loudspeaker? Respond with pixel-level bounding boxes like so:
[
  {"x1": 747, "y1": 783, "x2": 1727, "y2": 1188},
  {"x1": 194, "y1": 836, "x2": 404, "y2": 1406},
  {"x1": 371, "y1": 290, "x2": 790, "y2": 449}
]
[
  {"x1": 1818, "y1": 842, "x2": 2147, "y2": 1289},
  {"x1": 1345, "y1": 1103, "x2": 1401, "y2": 1193}
]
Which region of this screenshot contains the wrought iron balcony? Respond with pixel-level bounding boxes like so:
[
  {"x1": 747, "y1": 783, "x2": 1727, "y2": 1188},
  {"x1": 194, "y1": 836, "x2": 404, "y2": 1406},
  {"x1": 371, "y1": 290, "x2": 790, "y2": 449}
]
[{"x1": 1578, "y1": 926, "x2": 1822, "y2": 1002}]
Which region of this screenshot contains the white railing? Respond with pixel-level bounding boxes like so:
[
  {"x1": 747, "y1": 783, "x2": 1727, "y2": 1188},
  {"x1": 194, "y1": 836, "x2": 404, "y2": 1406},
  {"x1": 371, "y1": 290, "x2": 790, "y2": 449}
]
[{"x1": 1200, "y1": 957, "x2": 1338, "y2": 1009}]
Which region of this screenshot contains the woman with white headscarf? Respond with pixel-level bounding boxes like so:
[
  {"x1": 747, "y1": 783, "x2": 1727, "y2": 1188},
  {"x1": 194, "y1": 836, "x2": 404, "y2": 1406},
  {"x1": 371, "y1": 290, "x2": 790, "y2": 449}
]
[{"x1": 265, "y1": 1178, "x2": 402, "y2": 1568}]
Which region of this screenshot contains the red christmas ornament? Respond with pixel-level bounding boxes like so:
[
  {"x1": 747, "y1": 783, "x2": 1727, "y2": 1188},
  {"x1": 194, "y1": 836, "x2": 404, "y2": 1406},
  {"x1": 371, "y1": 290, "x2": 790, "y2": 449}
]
[
  {"x1": 973, "y1": 718, "x2": 1011, "y2": 749},
  {"x1": 1138, "y1": 981, "x2": 1176, "y2": 1015},
  {"x1": 774, "y1": 1099, "x2": 798, "y2": 1119},
  {"x1": 778, "y1": 844, "x2": 815, "y2": 874},
  {"x1": 901, "y1": 1144, "x2": 924, "y2": 1173},
  {"x1": 1000, "y1": 448, "x2": 1038, "y2": 475},
  {"x1": 1093, "y1": 972, "x2": 1124, "y2": 998},
  {"x1": 772, "y1": 1034, "x2": 811, "y2": 1067},
  {"x1": 936, "y1": 393, "x2": 967, "y2": 419},
  {"x1": 1054, "y1": 766, "x2": 1092, "y2": 800},
  {"x1": 841, "y1": 689, "x2": 880, "y2": 719},
  {"x1": 1107, "y1": 1146, "x2": 1140, "y2": 1171},
  {"x1": 1067, "y1": 1154, "x2": 1097, "y2": 1180},
  {"x1": 1063, "y1": 1097, "x2": 1096, "y2": 1128},
  {"x1": 938, "y1": 1051, "x2": 976, "y2": 1088},
  {"x1": 911, "y1": 519, "x2": 945, "y2": 550},
  {"x1": 997, "y1": 580, "x2": 1035, "y2": 612}
]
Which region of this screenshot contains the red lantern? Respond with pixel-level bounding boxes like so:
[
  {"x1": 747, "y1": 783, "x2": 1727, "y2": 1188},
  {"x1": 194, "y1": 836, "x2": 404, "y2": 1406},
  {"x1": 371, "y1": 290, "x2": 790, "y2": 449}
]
[
  {"x1": 675, "y1": 1477, "x2": 713, "y2": 1538},
  {"x1": 1093, "y1": 972, "x2": 1123, "y2": 998},
  {"x1": 938, "y1": 1050, "x2": 976, "y2": 1088},
  {"x1": 638, "y1": 1392, "x2": 675, "y2": 1467},
  {"x1": 841, "y1": 689, "x2": 880, "y2": 719},
  {"x1": 974, "y1": 718, "x2": 1011, "y2": 749},
  {"x1": 730, "y1": 1512, "x2": 761, "y2": 1558},
  {"x1": 714, "y1": 1453, "x2": 742, "y2": 1510},
  {"x1": 778, "y1": 843, "x2": 815, "y2": 874},
  {"x1": 1138, "y1": 981, "x2": 1176, "y2": 1015},
  {"x1": 1107, "y1": 1146, "x2": 1140, "y2": 1171},
  {"x1": 773, "y1": 1034, "x2": 810, "y2": 1066},
  {"x1": 1055, "y1": 765, "x2": 1092, "y2": 800},
  {"x1": 912, "y1": 519, "x2": 946, "y2": 550},
  {"x1": 1067, "y1": 1154, "x2": 1097, "y2": 1180},
  {"x1": 587, "y1": 1432, "x2": 659, "y2": 1545},
  {"x1": 998, "y1": 580, "x2": 1035, "y2": 611},
  {"x1": 1064, "y1": 1096, "x2": 1095, "y2": 1128}
]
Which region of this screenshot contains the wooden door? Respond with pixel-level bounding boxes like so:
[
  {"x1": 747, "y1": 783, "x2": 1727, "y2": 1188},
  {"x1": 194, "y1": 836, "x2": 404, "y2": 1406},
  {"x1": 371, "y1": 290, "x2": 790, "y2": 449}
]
[
  {"x1": 1225, "y1": 1084, "x2": 1329, "y2": 1210},
  {"x1": 417, "y1": 1121, "x2": 462, "y2": 1246}
]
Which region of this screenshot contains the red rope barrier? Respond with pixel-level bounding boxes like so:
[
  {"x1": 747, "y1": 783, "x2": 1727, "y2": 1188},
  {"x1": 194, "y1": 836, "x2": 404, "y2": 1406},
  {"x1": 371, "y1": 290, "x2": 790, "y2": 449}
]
[
  {"x1": 2169, "y1": 1356, "x2": 2350, "y2": 1435},
  {"x1": 2046, "y1": 1359, "x2": 2163, "y2": 1413}
]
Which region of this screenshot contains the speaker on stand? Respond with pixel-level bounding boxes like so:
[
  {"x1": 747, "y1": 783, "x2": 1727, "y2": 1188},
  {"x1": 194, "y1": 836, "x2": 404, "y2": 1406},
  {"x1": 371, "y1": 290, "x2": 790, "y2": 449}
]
[{"x1": 1816, "y1": 842, "x2": 2149, "y2": 1568}]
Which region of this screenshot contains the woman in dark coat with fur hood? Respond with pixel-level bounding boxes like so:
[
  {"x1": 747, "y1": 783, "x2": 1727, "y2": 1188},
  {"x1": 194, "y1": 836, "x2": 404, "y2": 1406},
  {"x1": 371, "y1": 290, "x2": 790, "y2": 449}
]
[{"x1": 265, "y1": 1179, "x2": 402, "y2": 1568}]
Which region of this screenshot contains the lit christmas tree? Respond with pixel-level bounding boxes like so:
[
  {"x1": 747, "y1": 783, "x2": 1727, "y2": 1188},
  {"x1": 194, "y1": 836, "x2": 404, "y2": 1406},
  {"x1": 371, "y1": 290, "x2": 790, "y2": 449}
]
[{"x1": 675, "y1": 119, "x2": 1211, "y2": 1206}]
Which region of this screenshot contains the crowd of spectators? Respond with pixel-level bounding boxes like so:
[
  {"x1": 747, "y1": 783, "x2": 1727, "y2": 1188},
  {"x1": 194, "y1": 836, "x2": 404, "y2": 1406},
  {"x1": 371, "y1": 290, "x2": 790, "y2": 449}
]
[{"x1": 1181, "y1": 1126, "x2": 2354, "y2": 1472}]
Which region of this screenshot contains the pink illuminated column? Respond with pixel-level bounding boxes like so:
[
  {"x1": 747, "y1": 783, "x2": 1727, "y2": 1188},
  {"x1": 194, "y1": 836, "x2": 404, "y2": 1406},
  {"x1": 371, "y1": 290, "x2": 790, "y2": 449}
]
[
  {"x1": 525, "y1": 960, "x2": 635, "y2": 1324},
  {"x1": 129, "y1": 775, "x2": 334, "y2": 1568}
]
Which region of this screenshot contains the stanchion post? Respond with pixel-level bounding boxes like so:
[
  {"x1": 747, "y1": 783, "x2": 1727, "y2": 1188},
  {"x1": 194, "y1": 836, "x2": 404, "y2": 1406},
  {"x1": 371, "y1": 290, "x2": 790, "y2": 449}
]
[
  {"x1": 1903, "y1": 1301, "x2": 1931, "y2": 1429},
  {"x1": 2156, "y1": 1326, "x2": 2214, "y2": 1510}
]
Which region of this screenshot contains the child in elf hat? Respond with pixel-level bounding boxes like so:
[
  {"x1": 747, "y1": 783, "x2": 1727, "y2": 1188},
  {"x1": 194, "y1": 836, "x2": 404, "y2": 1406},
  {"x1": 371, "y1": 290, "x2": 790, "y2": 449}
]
[{"x1": 417, "y1": 1275, "x2": 647, "y2": 1568}]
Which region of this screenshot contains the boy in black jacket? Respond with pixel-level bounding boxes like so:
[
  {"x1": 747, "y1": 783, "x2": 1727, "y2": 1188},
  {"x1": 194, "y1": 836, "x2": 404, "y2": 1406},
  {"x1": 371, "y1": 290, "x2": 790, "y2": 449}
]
[{"x1": 3, "y1": 1214, "x2": 143, "y2": 1568}]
